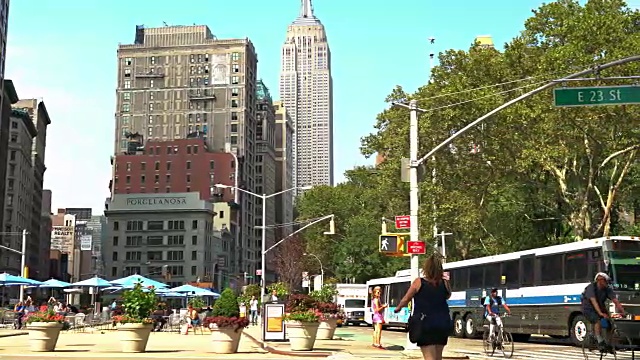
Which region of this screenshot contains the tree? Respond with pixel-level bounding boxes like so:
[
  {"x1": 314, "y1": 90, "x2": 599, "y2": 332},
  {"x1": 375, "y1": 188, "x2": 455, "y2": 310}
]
[{"x1": 273, "y1": 235, "x2": 306, "y2": 291}]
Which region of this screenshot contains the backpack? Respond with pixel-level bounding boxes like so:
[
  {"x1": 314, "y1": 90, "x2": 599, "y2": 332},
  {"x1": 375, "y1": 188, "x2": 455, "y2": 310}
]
[{"x1": 481, "y1": 295, "x2": 502, "y2": 307}]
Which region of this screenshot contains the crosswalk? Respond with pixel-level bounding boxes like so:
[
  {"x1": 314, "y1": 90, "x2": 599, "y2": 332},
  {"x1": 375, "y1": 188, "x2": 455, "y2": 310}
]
[{"x1": 452, "y1": 348, "x2": 638, "y2": 359}]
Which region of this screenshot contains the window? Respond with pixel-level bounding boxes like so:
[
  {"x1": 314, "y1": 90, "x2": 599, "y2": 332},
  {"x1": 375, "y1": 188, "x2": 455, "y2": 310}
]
[
  {"x1": 124, "y1": 80, "x2": 131, "y2": 89},
  {"x1": 168, "y1": 235, "x2": 184, "y2": 245},
  {"x1": 192, "y1": 251, "x2": 197, "y2": 260},
  {"x1": 484, "y1": 263, "x2": 501, "y2": 288},
  {"x1": 154, "y1": 161, "x2": 160, "y2": 170},
  {"x1": 126, "y1": 251, "x2": 142, "y2": 261},
  {"x1": 232, "y1": 64, "x2": 240, "y2": 73},
  {"x1": 10, "y1": 134, "x2": 17, "y2": 142},
  {"x1": 192, "y1": 235, "x2": 198, "y2": 245},
  {"x1": 126, "y1": 175, "x2": 131, "y2": 184},
  {"x1": 451, "y1": 268, "x2": 469, "y2": 292},
  {"x1": 111, "y1": 267, "x2": 118, "y2": 277},
  {"x1": 140, "y1": 162, "x2": 146, "y2": 170},
  {"x1": 11, "y1": 121, "x2": 17, "y2": 129},
  {"x1": 521, "y1": 256, "x2": 535, "y2": 286},
  {"x1": 231, "y1": 112, "x2": 238, "y2": 120},
  {"x1": 388, "y1": 282, "x2": 410, "y2": 307},
  {"x1": 231, "y1": 76, "x2": 239, "y2": 85},
  {"x1": 565, "y1": 251, "x2": 589, "y2": 282},
  {"x1": 209, "y1": 160, "x2": 215, "y2": 170},
  {"x1": 469, "y1": 266, "x2": 483, "y2": 288},
  {"x1": 231, "y1": 88, "x2": 239, "y2": 96},
  {"x1": 219, "y1": 211, "x2": 225, "y2": 218},
  {"x1": 155, "y1": 175, "x2": 159, "y2": 183},
  {"x1": 113, "y1": 236, "x2": 119, "y2": 246},
  {"x1": 230, "y1": 124, "x2": 238, "y2": 133},
  {"x1": 141, "y1": 175, "x2": 146, "y2": 184},
  {"x1": 147, "y1": 221, "x2": 164, "y2": 230},
  {"x1": 231, "y1": 100, "x2": 238, "y2": 108},
  {"x1": 168, "y1": 220, "x2": 185, "y2": 230},
  {"x1": 122, "y1": 104, "x2": 130, "y2": 112},
  {"x1": 112, "y1": 252, "x2": 118, "y2": 261},
  {"x1": 167, "y1": 162, "x2": 172, "y2": 170},
  {"x1": 167, "y1": 251, "x2": 184, "y2": 261},
  {"x1": 147, "y1": 236, "x2": 163, "y2": 246},
  {"x1": 9, "y1": 150, "x2": 15, "y2": 161},
  {"x1": 192, "y1": 220, "x2": 198, "y2": 229},
  {"x1": 166, "y1": 174, "x2": 171, "y2": 182},
  {"x1": 186, "y1": 174, "x2": 191, "y2": 183},
  {"x1": 539, "y1": 254, "x2": 563, "y2": 285},
  {"x1": 231, "y1": 52, "x2": 240, "y2": 61},
  {"x1": 123, "y1": 92, "x2": 131, "y2": 101},
  {"x1": 186, "y1": 161, "x2": 191, "y2": 170},
  {"x1": 191, "y1": 266, "x2": 197, "y2": 276},
  {"x1": 113, "y1": 221, "x2": 119, "y2": 231},
  {"x1": 168, "y1": 266, "x2": 184, "y2": 276},
  {"x1": 193, "y1": 146, "x2": 198, "y2": 154},
  {"x1": 125, "y1": 57, "x2": 132, "y2": 66},
  {"x1": 147, "y1": 251, "x2": 163, "y2": 261},
  {"x1": 502, "y1": 260, "x2": 519, "y2": 286},
  {"x1": 126, "y1": 220, "x2": 143, "y2": 231},
  {"x1": 125, "y1": 236, "x2": 142, "y2": 246}
]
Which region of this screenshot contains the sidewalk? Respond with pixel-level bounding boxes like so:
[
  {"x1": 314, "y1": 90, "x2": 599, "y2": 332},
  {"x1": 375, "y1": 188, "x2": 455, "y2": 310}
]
[{"x1": 242, "y1": 324, "x2": 468, "y2": 359}]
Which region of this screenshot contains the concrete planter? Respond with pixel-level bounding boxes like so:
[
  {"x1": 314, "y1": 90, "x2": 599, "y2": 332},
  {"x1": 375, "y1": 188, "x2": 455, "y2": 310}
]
[
  {"x1": 209, "y1": 324, "x2": 243, "y2": 353},
  {"x1": 316, "y1": 318, "x2": 338, "y2": 340},
  {"x1": 118, "y1": 323, "x2": 153, "y2": 353},
  {"x1": 286, "y1": 321, "x2": 319, "y2": 351},
  {"x1": 28, "y1": 322, "x2": 63, "y2": 352}
]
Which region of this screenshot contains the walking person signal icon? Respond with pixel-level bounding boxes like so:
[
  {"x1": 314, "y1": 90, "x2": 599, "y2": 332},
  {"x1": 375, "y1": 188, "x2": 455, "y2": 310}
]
[{"x1": 378, "y1": 234, "x2": 407, "y2": 256}]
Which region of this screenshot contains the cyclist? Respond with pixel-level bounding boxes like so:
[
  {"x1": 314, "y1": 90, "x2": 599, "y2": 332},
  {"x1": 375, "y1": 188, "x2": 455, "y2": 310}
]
[
  {"x1": 581, "y1": 272, "x2": 625, "y2": 351},
  {"x1": 484, "y1": 288, "x2": 511, "y2": 340}
]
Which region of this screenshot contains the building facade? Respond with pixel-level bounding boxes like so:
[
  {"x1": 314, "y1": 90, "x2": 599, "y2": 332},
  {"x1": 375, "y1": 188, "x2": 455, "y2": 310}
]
[
  {"x1": 50, "y1": 210, "x2": 75, "y2": 281},
  {"x1": 1, "y1": 106, "x2": 36, "y2": 275},
  {"x1": 87, "y1": 215, "x2": 106, "y2": 276},
  {"x1": 0, "y1": 80, "x2": 17, "y2": 271},
  {"x1": 273, "y1": 101, "x2": 294, "y2": 236},
  {"x1": 39, "y1": 189, "x2": 52, "y2": 279},
  {"x1": 111, "y1": 138, "x2": 238, "y2": 283},
  {"x1": 255, "y1": 80, "x2": 277, "y2": 280},
  {"x1": 103, "y1": 193, "x2": 229, "y2": 287},
  {"x1": 279, "y1": 0, "x2": 334, "y2": 194},
  {"x1": 14, "y1": 99, "x2": 51, "y2": 280},
  {"x1": 0, "y1": 0, "x2": 11, "y2": 236},
  {"x1": 114, "y1": 24, "x2": 261, "y2": 280}
]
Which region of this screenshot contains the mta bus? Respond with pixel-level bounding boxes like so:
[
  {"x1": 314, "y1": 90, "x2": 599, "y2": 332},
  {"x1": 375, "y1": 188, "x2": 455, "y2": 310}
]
[{"x1": 365, "y1": 236, "x2": 640, "y2": 346}]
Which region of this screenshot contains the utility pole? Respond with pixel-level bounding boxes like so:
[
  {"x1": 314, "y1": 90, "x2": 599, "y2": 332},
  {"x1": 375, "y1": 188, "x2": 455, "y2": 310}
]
[
  {"x1": 428, "y1": 37, "x2": 439, "y2": 251},
  {"x1": 436, "y1": 231, "x2": 453, "y2": 263},
  {"x1": 19, "y1": 229, "x2": 26, "y2": 301}
]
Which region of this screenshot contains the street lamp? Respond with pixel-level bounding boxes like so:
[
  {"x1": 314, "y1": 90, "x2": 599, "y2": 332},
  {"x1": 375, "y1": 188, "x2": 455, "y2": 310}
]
[
  {"x1": 214, "y1": 184, "x2": 312, "y2": 302},
  {"x1": 0, "y1": 230, "x2": 28, "y2": 301},
  {"x1": 303, "y1": 253, "x2": 324, "y2": 290}
]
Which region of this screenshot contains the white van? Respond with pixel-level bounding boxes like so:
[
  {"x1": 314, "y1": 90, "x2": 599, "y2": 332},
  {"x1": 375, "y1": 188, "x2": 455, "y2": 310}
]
[{"x1": 335, "y1": 284, "x2": 367, "y2": 326}]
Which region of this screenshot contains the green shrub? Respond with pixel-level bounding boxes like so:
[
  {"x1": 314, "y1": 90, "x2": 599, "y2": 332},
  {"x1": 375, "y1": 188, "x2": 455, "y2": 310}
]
[
  {"x1": 310, "y1": 284, "x2": 337, "y2": 303},
  {"x1": 188, "y1": 296, "x2": 206, "y2": 309},
  {"x1": 212, "y1": 288, "x2": 239, "y2": 318}
]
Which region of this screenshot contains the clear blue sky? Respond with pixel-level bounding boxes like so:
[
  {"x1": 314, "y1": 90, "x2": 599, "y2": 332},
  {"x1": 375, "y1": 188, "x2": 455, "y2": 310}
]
[{"x1": 6, "y1": 0, "x2": 549, "y2": 214}]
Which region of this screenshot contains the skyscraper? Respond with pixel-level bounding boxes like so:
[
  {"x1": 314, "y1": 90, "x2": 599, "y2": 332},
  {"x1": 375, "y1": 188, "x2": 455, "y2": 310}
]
[{"x1": 279, "y1": 0, "x2": 333, "y2": 194}]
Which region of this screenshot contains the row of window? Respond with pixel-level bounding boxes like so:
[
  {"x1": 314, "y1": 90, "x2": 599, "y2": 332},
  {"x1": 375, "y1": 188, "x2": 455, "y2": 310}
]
[
  {"x1": 113, "y1": 234, "x2": 199, "y2": 247},
  {"x1": 118, "y1": 159, "x2": 220, "y2": 172},
  {"x1": 112, "y1": 265, "x2": 197, "y2": 278},
  {"x1": 119, "y1": 172, "x2": 214, "y2": 185},
  {"x1": 113, "y1": 220, "x2": 203, "y2": 232},
  {"x1": 123, "y1": 52, "x2": 241, "y2": 67},
  {"x1": 448, "y1": 250, "x2": 600, "y2": 292},
  {"x1": 112, "y1": 250, "x2": 190, "y2": 262}
]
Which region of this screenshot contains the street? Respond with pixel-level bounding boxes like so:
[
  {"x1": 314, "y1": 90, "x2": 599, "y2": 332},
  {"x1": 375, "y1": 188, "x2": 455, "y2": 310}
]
[{"x1": 339, "y1": 325, "x2": 639, "y2": 359}]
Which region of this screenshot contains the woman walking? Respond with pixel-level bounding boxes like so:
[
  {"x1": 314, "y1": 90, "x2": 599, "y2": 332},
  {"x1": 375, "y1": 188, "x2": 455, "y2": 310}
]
[
  {"x1": 394, "y1": 254, "x2": 452, "y2": 360},
  {"x1": 371, "y1": 286, "x2": 387, "y2": 349}
]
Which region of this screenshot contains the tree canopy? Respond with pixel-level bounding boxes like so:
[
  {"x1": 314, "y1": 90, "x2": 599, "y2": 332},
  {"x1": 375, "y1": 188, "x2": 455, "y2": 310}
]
[{"x1": 293, "y1": 0, "x2": 640, "y2": 282}]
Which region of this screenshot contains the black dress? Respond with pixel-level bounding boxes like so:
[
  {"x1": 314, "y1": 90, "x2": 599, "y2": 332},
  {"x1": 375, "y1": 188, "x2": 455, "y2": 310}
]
[{"x1": 414, "y1": 278, "x2": 451, "y2": 346}]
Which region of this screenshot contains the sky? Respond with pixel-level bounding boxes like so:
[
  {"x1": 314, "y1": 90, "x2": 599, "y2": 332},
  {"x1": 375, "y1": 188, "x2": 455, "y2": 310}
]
[{"x1": 5, "y1": 0, "x2": 552, "y2": 214}]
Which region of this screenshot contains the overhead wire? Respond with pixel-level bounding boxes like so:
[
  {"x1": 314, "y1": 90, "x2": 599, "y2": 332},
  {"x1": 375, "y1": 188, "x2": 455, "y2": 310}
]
[{"x1": 264, "y1": 215, "x2": 330, "y2": 229}]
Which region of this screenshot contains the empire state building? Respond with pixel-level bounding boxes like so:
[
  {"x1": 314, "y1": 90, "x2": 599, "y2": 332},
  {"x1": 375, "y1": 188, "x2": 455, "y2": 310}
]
[{"x1": 279, "y1": 0, "x2": 334, "y2": 194}]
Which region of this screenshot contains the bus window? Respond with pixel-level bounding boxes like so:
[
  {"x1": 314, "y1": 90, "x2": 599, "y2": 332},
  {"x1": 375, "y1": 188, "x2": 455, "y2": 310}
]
[
  {"x1": 539, "y1": 254, "x2": 564, "y2": 285},
  {"x1": 389, "y1": 282, "x2": 410, "y2": 307},
  {"x1": 521, "y1": 256, "x2": 534, "y2": 286},
  {"x1": 452, "y1": 268, "x2": 469, "y2": 291},
  {"x1": 565, "y1": 251, "x2": 589, "y2": 282},
  {"x1": 366, "y1": 285, "x2": 375, "y2": 309},
  {"x1": 484, "y1": 263, "x2": 501, "y2": 288},
  {"x1": 502, "y1": 260, "x2": 519, "y2": 286},
  {"x1": 469, "y1": 266, "x2": 483, "y2": 288}
]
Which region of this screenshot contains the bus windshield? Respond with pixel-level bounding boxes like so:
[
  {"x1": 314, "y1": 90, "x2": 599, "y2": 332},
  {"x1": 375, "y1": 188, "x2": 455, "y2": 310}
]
[
  {"x1": 344, "y1": 299, "x2": 365, "y2": 308},
  {"x1": 607, "y1": 250, "x2": 640, "y2": 290}
]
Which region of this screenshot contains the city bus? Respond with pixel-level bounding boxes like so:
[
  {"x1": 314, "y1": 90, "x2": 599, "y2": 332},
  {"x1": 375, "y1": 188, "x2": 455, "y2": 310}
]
[{"x1": 365, "y1": 236, "x2": 640, "y2": 346}]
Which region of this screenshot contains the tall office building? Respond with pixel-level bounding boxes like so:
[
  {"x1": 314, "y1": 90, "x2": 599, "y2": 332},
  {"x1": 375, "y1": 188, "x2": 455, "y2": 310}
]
[
  {"x1": 0, "y1": 1, "x2": 11, "y2": 251},
  {"x1": 114, "y1": 25, "x2": 260, "y2": 280},
  {"x1": 273, "y1": 101, "x2": 294, "y2": 235},
  {"x1": 279, "y1": 0, "x2": 334, "y2": 195}
]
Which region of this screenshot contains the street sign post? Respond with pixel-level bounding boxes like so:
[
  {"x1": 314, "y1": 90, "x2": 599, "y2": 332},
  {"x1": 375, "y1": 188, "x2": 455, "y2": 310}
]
[
  {"x1": 407, "y1": 241, "x2": 426, "y2": 255},
  {"x1": 553, "y1": 85, "x2": 640, "y2": 107},
  {"x1": 395, "y1": 215, "x2": 411, "y2": 229}
]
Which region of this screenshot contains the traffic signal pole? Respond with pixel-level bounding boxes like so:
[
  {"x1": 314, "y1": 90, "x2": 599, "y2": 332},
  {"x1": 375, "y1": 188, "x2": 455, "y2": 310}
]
[{"x1": 407, "y1": 100, "x2": 420, "y2": 350}]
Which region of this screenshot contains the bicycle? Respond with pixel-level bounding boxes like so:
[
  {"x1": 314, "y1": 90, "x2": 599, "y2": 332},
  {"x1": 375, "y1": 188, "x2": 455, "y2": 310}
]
[
  {"x1": 581, "y1": 315, "x2": 632, "y2": 360},
  {"x1": 482, "y1": 313, "x2": 514, "y2": 358}
]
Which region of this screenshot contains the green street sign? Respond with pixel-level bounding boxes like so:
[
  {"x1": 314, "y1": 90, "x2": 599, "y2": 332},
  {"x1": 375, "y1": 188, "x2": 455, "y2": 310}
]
[{"x1": 553, "y1": 85, "x2": 640, "y2": 107}]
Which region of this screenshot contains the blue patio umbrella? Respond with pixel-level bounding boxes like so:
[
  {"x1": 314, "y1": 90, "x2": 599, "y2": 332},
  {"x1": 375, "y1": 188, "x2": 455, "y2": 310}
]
[
  {"x1": 0, "y1": 273, "x2": 41, "y2": 285},
  {"x1": 110, "y1": 275, "x2": 168, "y2": 289},
  {"x1": 70, "y1": 276, "x2": 112, "y2": 288},
  {"x1": 168, "y1": 284, "x2": 220, "y2": 297},
  {"x1": 39, "y1": 279, "x2": 71, "y2": 288}
]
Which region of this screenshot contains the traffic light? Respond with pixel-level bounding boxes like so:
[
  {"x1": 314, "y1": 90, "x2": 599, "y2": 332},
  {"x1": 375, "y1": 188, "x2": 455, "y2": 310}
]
[
  {"x1": 379, "y1": 233, "x2": 408, "y2": 256},
  {"x1": 23, "y1": 266, "x2": 29, "y2": 279}
]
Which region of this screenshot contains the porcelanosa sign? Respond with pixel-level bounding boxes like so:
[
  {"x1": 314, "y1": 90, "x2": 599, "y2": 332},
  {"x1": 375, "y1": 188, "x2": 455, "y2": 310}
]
[{"x1": 126, "y1": 197, "x2": 188, "y2": 207}]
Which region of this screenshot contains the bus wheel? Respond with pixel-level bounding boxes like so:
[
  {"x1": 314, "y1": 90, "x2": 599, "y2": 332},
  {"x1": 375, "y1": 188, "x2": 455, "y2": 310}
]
[
  {"x1": 464, "y1": 315, "x2": 479, "y2": 338},
  {"x1": 453, "y1": 314, "x2": 465, "y2": 338},
  {"x1": 570, "y1": 315, "x2": 588, "y2": 346}
]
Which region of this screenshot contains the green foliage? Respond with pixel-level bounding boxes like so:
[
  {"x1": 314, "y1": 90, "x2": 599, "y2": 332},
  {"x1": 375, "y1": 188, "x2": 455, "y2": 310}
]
[
  {"x1": 284, "y1": 294, "x2": 320, "y2": 322},
  {"x1": 188, "y1": 296, "x2": 205, "y2": 309},
  {"x1": 121, "y1": 283, "x2": 157, "y2": 323},
  {"x1": 310, "y1": 284, "x2": 338, "y2": 303},
  {"x1": 212, "y1": 288, "x2": 239, "y2": 318},
  {"x1": 296, "y1": 0, "x2": 640, "y2": 280},
  {"x1": 268, "y1": 282, "x2": 289, "y2": 298},
  {"x1": 238, "y1": 284, "x2": 261, "y2": 306}
]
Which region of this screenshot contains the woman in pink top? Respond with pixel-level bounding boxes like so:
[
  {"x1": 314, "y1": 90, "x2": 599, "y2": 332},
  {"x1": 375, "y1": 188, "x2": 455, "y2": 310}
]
[{"x1": 371, "y1": 286, "x2": 387, "y2": 349}]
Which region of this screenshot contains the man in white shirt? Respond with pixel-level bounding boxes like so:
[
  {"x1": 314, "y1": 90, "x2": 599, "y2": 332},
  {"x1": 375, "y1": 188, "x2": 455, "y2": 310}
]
[{"x1": 249, "y1": 296, "x2": 259, "y2": 326}]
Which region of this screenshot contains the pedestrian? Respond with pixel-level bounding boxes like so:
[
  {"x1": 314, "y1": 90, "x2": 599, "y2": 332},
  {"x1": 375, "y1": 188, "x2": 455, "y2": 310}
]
[
  {"x1": 394, "y1": 254, "x2": 452, "y2": 360},
  {"x1": 249, "y1": 296, "x2": 259, "y2": 326},
  {"x1": 371, "y1": 286, "x2": 387, "y2": 349}
]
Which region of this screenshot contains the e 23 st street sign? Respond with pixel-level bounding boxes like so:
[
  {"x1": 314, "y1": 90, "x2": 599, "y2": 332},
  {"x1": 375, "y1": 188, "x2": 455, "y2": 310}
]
[{"x1": 553, "y1": 85, "x2": 640, "y2": 107}]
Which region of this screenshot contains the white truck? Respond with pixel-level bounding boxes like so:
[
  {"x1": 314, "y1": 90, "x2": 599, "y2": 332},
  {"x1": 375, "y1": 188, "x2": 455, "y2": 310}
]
[{"x1": 335, "y1": 283, "x2": 368, "y2": 326}]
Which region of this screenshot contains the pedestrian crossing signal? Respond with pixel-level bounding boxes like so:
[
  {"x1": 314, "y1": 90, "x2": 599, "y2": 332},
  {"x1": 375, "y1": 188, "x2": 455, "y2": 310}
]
[{"x1": 379, "y1": 233, "x2": 408, "y2": 256}]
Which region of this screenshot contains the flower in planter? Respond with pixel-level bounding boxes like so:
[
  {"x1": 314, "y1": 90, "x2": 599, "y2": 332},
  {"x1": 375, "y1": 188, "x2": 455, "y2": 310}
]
[
  {"x1": 316, "y1": 302, "x2": 343, "y2": 320},
  {"x1": 115, "y1": 282, "x2": 157, "y2": 324},
  {"x1": 26, "y1": 309, "x2": 70, "y2": 330},
  {"x1": 204, "y1": 288, "x2": 249, "y2": 332},
  {"x1": 283, "y1": 294, "x2": 320, "y2": 322}
]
